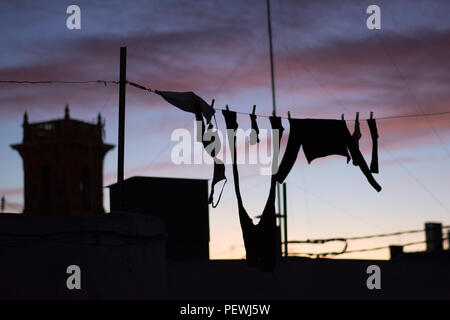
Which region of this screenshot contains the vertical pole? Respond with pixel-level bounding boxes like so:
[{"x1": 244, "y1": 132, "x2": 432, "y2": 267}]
[
  {"x1": 117, "y1": 47, "x2": 127, "y2": 207},
  {"x1": 425, "y1": 222, "x2": 443, "y2": 253},
  {"x1": 266, "y1": 0, "x2": 283, "y2": 230},
  {"x1": 266, "y1": 0, "x2": 276, "y2": 115},
  {"x1": 277, "y1": 180, "x2": 282, "y2": 227},
  {"x1": 283, "y1": 183, "x2": 288, "y2": 257}
]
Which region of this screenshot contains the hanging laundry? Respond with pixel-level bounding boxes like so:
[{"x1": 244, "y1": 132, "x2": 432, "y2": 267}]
[
  {"x1": 269, "y1": 115, "x2": 284, "y2": 146},
  {"x1": 155, "y1": 90, "x2": 215, "y2": 124},
  {"x1": 367, "y1": 117, "x2": 379, "y2": 174},
  {"x1": 194, "y1": 111, "x2": 226, "y2": 207},
  {"x1": 223, "y1": 109, "x2": 279, "y2": 272},
  {"x1": 275, "y1": 118, "x2": 381, "y2": 192},
  {"x1": 352, "y1": 114, "x2": 361, "y2": 166},
  {"x1": 249, "y1": 113, "x2": 260, "y2": 145}
]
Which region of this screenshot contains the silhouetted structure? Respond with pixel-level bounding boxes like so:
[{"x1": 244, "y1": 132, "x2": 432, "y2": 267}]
[
  {"x1": 108, "y1": 176, "x2": 210, "y2": 260},
  {"x1": 11, "y1": 106, "x2": 113, "y2": 216},
  {"x1": 389, "y1": 222, "x2": 449, "y2": 261}
]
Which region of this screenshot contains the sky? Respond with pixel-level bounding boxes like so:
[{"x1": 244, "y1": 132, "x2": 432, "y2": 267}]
[{"x1": 1, "y1": 0, "x2": 450, "y2": 260}]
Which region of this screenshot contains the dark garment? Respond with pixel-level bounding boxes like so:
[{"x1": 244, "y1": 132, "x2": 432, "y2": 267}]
[
  {"x1": 209, "y1": 162, "x2": 226, "y2": 208},
  {"x1": 249, "y1": 114, "x2": 260, "y2": 145},
  {"x1": 275, "y1": 118, "x2": 381, "y2": 192},
  {"x1": 223, "y1": 109, "x2": 278, "y2": 272},
  {"x1": 155, "y1": 89, "x2": 223, "y2": 203},
  {"x1": 269, "y1": 115, "x2": 284, "y2": 146},
  {"x1": 352, "y1": 117, "x2": 361, "y2": 166},
  {"x1": 155, "y1": 90, "x2": 215, "y2": 124},
  {"x1": 367, "y1": 118, "x2": 379, "y2": 174},
  {"x1": 194, "y1": 111, "x2": 226, "y2": 207}
]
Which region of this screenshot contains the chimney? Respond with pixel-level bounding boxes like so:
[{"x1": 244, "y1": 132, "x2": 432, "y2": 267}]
[
  {"x1": 389, "y1": 245, "x2": 403, "y2": 260},
  {"x1": 447, "y1": 230, "x2": 450, "y2": 251},
  {"x1": 425, "y1": 222, "x2": 443, "y2": 253}
]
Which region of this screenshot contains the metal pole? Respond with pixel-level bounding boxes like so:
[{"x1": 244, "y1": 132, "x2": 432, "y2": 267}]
[
  {"x1": 266, "y1": 0, "x2": 283, "y2": 230},
  {"x1": 266, "y1": 0, "x2": 276, "y2": 115},
  {"x1": 283, "y1": 183, "x2": 288, "y2": 256},
  {"x1": 118, "y1": 47, "x2": 127, "y2": 207}
]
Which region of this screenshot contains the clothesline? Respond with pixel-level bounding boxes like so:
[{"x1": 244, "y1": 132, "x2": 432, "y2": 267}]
[
  {"x1": 0, "y1": 80, "x2": 119, "y2": 85},
  {"x1": 2, "y1": 79, "x2": 450, "y2": 121},
  {"x1": 126, "y1": 80, "x2": 450, "y2": 122},
  {"x1": 213, "y1": 106, "x2": 450, "y2": 122}
]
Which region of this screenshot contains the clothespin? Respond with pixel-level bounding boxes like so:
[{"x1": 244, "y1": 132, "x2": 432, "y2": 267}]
[
  {"x1": 252, "y1": 105, "x2": 256, "y2": 115},
  {"x1": 226, "y1": 104, "x2": 229, "y2": 111},
  {"x1": 103, "y1": 81, "x2": 107, "y2": 87},
  {"x1": 211, "y1": 99, "x2": 215, "y2": 108},
  {"x1": 341, "y1": 114, "x2": 345, "y2": 120},
  {"x1": 288, "y1": 111, "x2": 291, "y2": 119},
  {"x1": 370, "y1": 111, "x2": 373, "y2": 119},
  {"x1": 356, "y1": 112, "x2": 359, "y2": 121}
]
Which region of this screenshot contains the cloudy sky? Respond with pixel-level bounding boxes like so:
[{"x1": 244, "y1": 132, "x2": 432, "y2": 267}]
[{"x1": 1, "y1": 0, "x2": 450, "y2": 259}]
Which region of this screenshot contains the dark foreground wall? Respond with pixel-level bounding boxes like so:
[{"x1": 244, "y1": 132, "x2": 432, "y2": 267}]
[
  {"x1": 0, "y1": 212, "x2": 167, "y2": 299},
  {"x1": 1, "y1": 212, "x2": 449, "y2": 299},
  {"x1": 168, "y1": 258, "x2": 450, "y2": 300}
]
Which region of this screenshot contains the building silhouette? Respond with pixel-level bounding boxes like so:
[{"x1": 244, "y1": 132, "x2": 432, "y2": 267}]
[
  {"x1": 10, "y1": 106, "x2": 114, "y2": 216},
  {"x1": 108, "y1": 176, "x2": 210, "y2": 260}
]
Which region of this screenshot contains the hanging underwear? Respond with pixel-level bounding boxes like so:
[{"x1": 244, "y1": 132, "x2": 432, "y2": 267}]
[
  {"x1": 194, "y1": 112, "x2": 226, "y2": 208},
  {"x1": 367, "y1": 118, "x2": 379, "y2": 174},
  {"x1": 223, "y1": 109, "x2": 281, "y2": 272},
  {"x1": 275, "y1": 118, "x2": 382, "y2": 192},
  {"x1": 352, "y1": 116, "x2": 361, "y2": 166}
]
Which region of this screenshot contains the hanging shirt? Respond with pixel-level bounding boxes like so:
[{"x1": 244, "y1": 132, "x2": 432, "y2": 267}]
[
  {"x1": 223, "y1": 109, "x2": 279, "y2": 272},
  {"x1": 367, "y1": 118, "x2": 379, "y2": 174},
  {"x1": 275, "y1": 118, "x2": 381, "y2": 192},
  {"x1": 155, "y1": 90, "x2": 215, "y2": 124}
]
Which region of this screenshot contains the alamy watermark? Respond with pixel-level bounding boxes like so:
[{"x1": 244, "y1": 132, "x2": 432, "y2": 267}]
[{"x1": 170, "y1": 121, "x2": 281, "y2": 176}]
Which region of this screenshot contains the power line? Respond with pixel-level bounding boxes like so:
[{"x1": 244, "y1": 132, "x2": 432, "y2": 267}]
[
  {"x1": 287, "y1": 225, "x2": 450, "y2": 244},
  {"x1": 374, "y1": 33, "x2": 450, "y2": 157},
  {"x1": 289, "y1": 238, "x2": 448, "y2": 258},
  {"x1": 286, "y1": 225, "x2": 450, "y2": 258}
]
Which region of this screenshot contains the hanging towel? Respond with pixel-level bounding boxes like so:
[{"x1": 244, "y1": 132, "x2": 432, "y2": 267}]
[
  {"x1": 223, "y1": 109, "x2": 280, "y2": 272},
  {"x1": 156, "y1": 90, "x2": 215, "y2": 124},
  {"x1": 367, "y1": 118, "x2": 379, "y2": 173},
  {"x1": 275, "y1": 118, "x2": 381, "y2": 192},
  {"x1": 352, "y1": 116, "x2": 361, "y2": 166}
]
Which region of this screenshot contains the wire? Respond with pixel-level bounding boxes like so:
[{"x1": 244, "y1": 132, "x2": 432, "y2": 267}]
[
  {"x1": 0, "y1": 229, "x2": 166, "y2": 248},
  {"x1": 2, "y1": 79, "x2": 450, "y2": 122},
  {"x1": 374, "y1": 33, "x2": 450, "y2": 157},
  {"x1": 289, "y1": 238, "x2": 448, "y2": 258},
  {"x1": 287, "y1": 225, "x2": 449, "y2": 244},
  {"x1": 0, "y1": 80, "x2": 118, "y2": 85},
  {"x1": 124, "y1": 80, "x2": 450, "y2": 122}
]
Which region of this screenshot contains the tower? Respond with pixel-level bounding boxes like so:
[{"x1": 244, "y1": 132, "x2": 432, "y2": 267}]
[{"x1": 11, "y1": 106, "x2": 114, "y2": 216}]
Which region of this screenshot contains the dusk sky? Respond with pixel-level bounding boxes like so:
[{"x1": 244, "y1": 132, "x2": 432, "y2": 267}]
[{"x1": 1, "y1": 0, "x2": 450, "y2": 260}]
